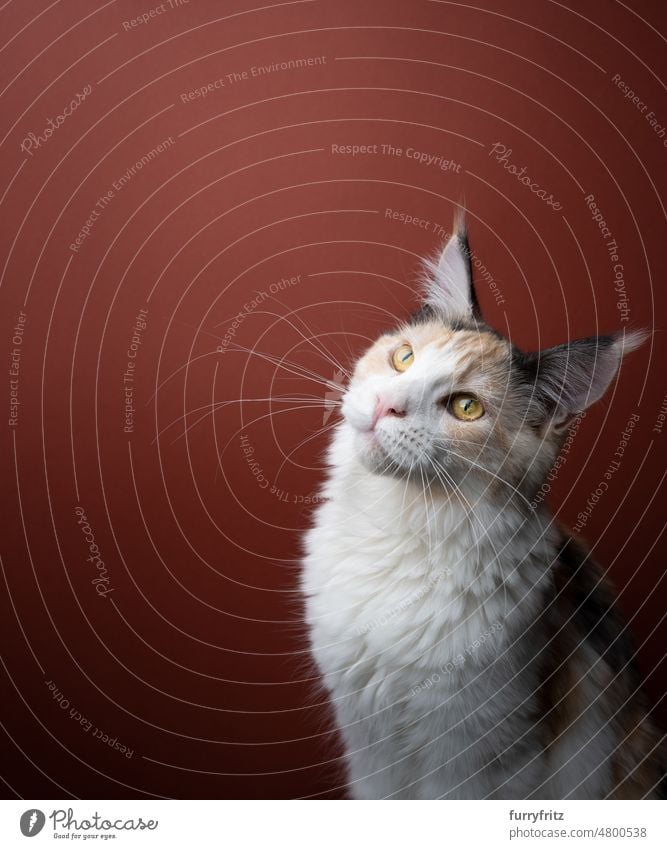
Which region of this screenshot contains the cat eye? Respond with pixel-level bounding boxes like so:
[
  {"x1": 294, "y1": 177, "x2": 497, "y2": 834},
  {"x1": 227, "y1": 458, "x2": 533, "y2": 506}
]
[
  {"x1": 449, "y1": 394, "x2": 484, "y2": 421},
  {"x1": 391, "y1": 344, "x2": 414, "y2": 372}
]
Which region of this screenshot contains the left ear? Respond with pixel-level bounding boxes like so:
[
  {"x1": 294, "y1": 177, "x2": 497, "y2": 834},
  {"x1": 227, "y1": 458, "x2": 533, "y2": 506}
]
[
  {"x1": 525, "y1": 329, "x2": 647, "y2": 427},
  {"x1": 421, "y1": 214, "x2": 481, "y2": 321}
]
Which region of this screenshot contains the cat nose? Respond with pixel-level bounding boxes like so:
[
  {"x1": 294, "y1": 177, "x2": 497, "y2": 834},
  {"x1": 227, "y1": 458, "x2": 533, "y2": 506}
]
[{"x1": 370, "y1": 397, "x2": 407, "y2": 430}]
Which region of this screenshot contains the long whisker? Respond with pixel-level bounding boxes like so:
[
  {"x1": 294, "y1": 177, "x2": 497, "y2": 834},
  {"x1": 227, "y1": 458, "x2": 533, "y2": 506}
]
[
  {"x1": 274, "y1": 419, "x2": 340, "y2": 479},
  {"x1": 429, "y1": 455, "x2": 510, "y2": 618},
  {"x1": 174, "y1": 401, "x2": 335, "y2": 446},
  {"x1": 224, "y1": 343, "x2": 347, "y2": 391},
  {"x1": 426, "y1": 456, "x2": 480, "y2": 569},
  {"x1": 148, "y1": 341, "x2": 344, "y2": 408},
  {"x1": 435, "y1": 446, "x2": 535, "y2": 512},
  {"x1": 400, "y1": 454, "x2": 417, "y2": 516},
  {"x1": 251, "y1": 298, "x2": 351, "y2": 379},
  {"x1": 211, "y1": 404, "x2": 344, "y2": 482},
  {"x1": 418, "y1": 466, "x2": 433, "y2": 551},
  {"x1": 159, "y1": 394, "x2": 341, "y2": 434},
  {"x1": 152, "y1": 395, "x2": 339, "y2": 444},
  {"x1": 148, "y1": 351, "x2": 219, "y2": 404}
]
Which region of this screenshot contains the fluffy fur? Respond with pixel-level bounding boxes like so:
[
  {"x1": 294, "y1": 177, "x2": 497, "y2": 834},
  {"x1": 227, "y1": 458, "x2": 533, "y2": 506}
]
[{"x1": 301, "y1": 220, "x2": 663, "y2": 799}]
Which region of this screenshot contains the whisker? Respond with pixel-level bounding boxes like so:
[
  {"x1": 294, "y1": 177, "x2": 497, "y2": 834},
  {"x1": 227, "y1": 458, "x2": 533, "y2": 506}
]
[
  {"x1": 152, "y1": 395, "x2": 336, "y2": 443},
  {"x1": 428, "y1": 455, "x2": 510, "y2": 618},
  {"x1": 224, "y1": 343, "x2": 346, "y2": 392},
  {"x1": 148, "y1": 351, "x2": 219, "y2": 404},
  {"x1": 426, "y1": 455, "x2": 480, "y2": 567},
  {"x1": 252, "y1": 297, "x2": 352, "y2": 379},
  {"x1": 434, "y1": 446, "x2": 535, "y2": 512},
  {"x1": 274, "y1": 420, "x2": 340, "y2": 479},
  {"x1": 162, "y1": 400, "x2": 334, "y2": 446}
]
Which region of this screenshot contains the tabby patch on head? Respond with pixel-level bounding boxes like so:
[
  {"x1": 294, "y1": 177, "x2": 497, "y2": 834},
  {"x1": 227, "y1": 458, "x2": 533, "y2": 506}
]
[{"x1": 341, "y1": 217, "x2": 646, "y2": 503}]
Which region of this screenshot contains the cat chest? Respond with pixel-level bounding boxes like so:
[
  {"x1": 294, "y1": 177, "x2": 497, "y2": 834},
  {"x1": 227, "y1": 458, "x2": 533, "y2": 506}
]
[{"x1": 306, "y1": 536, "x2": 507, "y2": 688}]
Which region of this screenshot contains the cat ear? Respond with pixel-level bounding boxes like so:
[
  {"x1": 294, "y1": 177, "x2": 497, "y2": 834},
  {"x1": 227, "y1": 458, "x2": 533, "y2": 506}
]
[
  {"x1": 421, "y1": 214, "x2": 481, "y2": 321},
  {"x1": 524, "y1": 330, "x2": 647, "y2": 426}
]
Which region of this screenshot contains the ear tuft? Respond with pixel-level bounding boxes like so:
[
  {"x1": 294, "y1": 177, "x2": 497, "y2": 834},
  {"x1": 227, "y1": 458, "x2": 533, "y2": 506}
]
[
  {"x1": 615, "y1": 327, "x2": 650, "y2": 355},
  {"x1": 420, "y1": 212, "x2": 480, "y2": 321}
]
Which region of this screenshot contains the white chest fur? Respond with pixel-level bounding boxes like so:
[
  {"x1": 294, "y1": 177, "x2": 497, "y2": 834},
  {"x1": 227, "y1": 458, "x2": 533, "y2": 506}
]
[{"x1": 302, "y1": 426, "x2": 558, "y2": 798}]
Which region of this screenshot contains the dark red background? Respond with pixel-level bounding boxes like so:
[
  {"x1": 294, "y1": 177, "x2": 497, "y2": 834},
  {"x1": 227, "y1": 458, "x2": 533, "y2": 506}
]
[{"x1": 1, "y1": 0, "x2": 665, "y2": 799}]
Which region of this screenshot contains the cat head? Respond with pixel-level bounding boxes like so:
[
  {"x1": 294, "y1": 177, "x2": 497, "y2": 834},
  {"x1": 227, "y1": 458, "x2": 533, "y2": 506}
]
[{"x1": 341, "y1": 215, "x2": 646, "y2": 503}]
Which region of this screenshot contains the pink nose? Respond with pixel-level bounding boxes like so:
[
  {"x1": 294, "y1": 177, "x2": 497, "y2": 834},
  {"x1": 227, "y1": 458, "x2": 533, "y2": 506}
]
[{"x1": 370, "y1": 398, "x2": 407, "y2": 430}]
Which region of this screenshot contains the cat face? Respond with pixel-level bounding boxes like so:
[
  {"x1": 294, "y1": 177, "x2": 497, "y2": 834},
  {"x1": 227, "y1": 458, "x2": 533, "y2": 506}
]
[
  {"x1": 341, "y1": 217, "x2": 645, "y2": 501},
  {"x1": 341, "y1": 316, "x2": 541, "y2": 498}
]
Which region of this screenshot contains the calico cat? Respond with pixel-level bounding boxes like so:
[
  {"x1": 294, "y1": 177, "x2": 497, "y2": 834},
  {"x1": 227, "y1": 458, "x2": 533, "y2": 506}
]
[{"x1": 302, "y1": 215, "x2": 664, "y2": 799}]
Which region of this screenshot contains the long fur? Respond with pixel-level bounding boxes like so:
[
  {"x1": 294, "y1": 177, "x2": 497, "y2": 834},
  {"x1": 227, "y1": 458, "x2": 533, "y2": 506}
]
[{"x1": 301, "y1": 220, "x2": 664, "y2": 799}]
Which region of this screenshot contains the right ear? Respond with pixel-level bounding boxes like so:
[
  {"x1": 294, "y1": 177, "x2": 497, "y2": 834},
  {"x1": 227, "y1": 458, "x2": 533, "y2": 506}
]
[
  {"x1": 521, "y1": 329, "x2": 648, "y2": 428},
  {"x1": 421, "y1": 212, "x2": 481, "y2": 322}
]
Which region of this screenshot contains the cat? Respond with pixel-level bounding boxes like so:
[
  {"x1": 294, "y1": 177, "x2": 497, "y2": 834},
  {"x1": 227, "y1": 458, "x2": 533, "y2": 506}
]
[{"x1": 301, "y1": 214, "x2": 664, "y2": 799}]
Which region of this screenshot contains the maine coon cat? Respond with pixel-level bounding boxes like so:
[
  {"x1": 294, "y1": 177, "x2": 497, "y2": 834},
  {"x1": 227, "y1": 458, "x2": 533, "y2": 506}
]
[{"x1": 302, "y1": 216, "x2": 664, "y2": 799}]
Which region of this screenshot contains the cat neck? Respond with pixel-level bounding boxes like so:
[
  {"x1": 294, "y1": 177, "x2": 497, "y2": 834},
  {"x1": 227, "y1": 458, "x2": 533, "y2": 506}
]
[{"x1": 322, "y1": 424, "x2": 558, "y2": 585}]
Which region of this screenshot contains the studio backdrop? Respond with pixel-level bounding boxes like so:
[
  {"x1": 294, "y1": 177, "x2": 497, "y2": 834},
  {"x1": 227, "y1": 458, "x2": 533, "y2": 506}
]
[{"x1": 1, "y1": 0, "x2": 665, "y2": 799}]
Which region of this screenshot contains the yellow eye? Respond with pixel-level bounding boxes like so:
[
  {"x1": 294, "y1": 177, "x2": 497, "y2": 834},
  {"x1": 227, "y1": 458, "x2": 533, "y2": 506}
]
[
  {"x1": 392, "y1": 344, "x2": 414, "y2": 372},
  {"x1": 450, "y1": 394, "x2": 484, "y2": 421}
]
